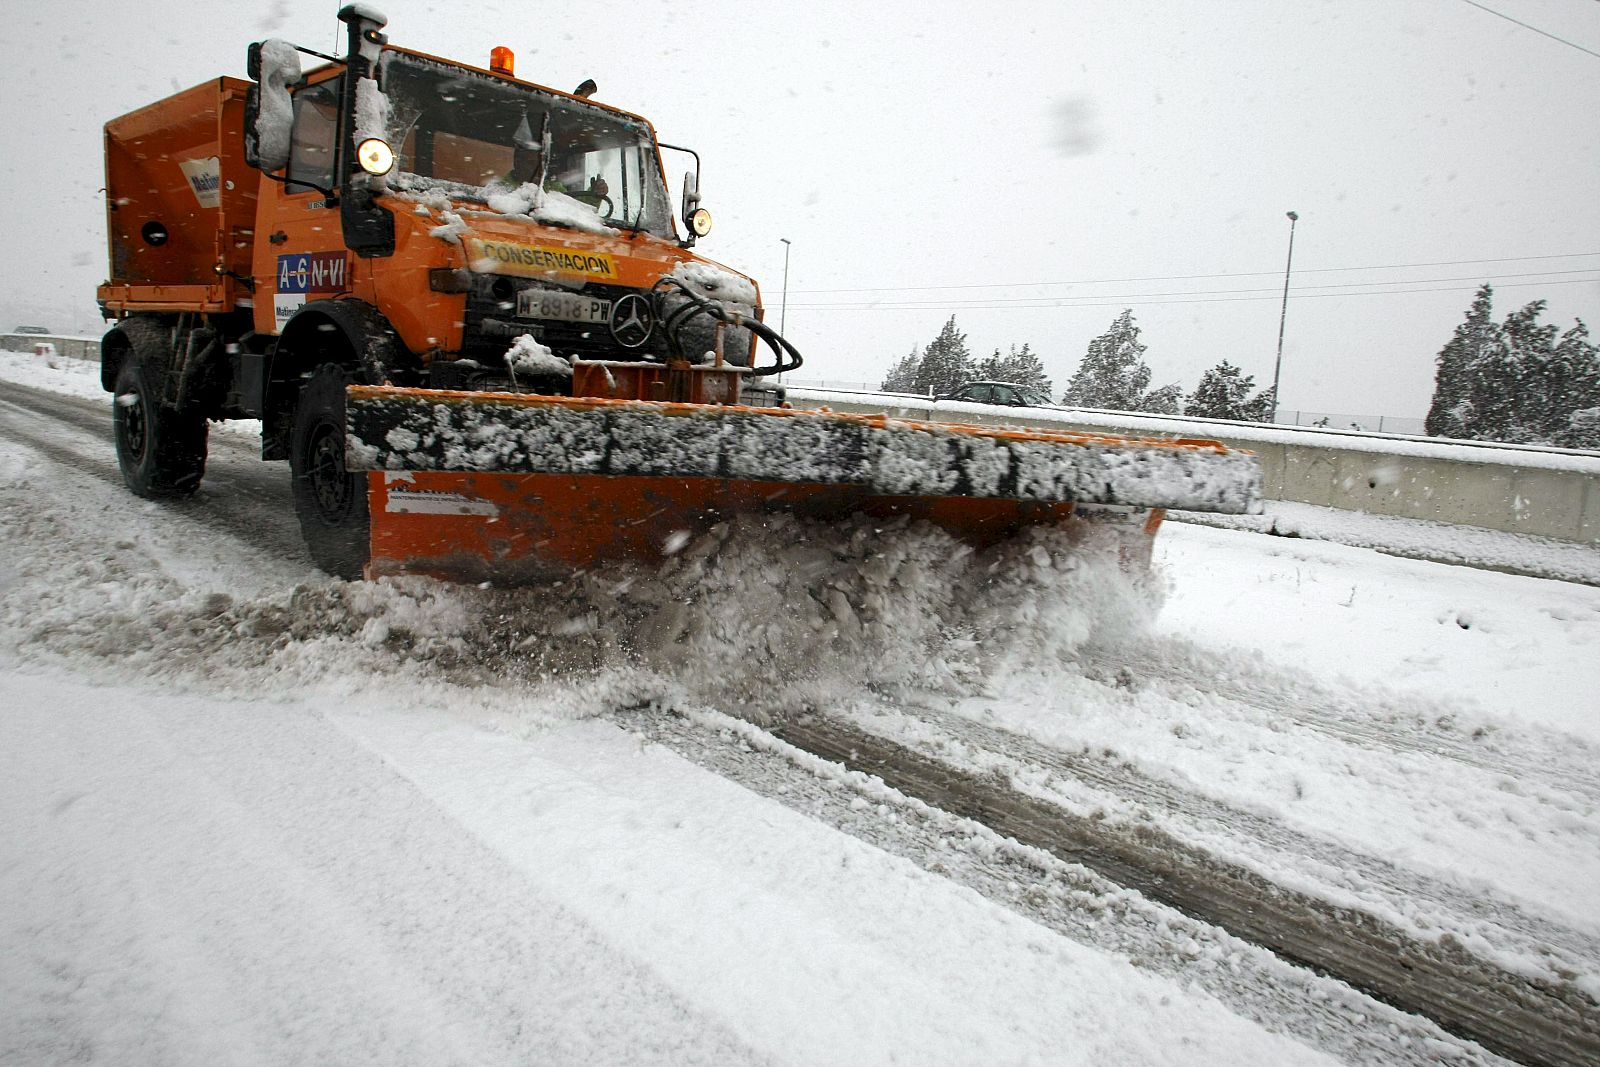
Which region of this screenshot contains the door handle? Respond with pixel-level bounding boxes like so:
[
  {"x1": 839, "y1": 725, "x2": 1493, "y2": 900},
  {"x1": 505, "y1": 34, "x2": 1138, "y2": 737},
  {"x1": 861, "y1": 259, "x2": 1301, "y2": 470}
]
[{"x1": 269, "y1": 231, "x2": 288, "y2": 244}]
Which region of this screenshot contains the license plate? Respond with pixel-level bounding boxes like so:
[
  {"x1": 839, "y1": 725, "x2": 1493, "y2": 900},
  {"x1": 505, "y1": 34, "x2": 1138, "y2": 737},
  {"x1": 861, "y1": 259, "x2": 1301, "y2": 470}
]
[{"x1": 516, "y1": 289, "x2": 610, "y2": 323}]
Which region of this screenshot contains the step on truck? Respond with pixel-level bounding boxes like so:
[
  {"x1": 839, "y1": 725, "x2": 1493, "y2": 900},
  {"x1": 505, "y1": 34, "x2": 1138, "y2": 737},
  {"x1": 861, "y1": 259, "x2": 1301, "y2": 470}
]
[{"x1": 97, "y1": 4, "x2": 1261, "y2": 583}]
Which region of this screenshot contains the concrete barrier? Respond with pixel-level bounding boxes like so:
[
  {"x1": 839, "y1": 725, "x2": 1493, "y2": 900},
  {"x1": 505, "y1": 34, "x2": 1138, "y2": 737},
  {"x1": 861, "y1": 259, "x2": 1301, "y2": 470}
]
[
  {"x1": 1, "y1": 333, "x2": 102, "y2": 362},
  {"x1": 787, "y1": 389, "x2": 1600, "y2": 545}
]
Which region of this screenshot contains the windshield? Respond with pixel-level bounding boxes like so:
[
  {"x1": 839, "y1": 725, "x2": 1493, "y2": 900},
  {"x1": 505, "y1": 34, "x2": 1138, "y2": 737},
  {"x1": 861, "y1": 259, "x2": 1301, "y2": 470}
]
[{"x1": 377, "y1": 52, "x2": 675, "y2": 238}]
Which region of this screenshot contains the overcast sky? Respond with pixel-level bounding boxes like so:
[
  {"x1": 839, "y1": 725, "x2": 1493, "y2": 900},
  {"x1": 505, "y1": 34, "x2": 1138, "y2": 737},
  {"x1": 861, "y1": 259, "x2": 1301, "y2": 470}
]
[{"x1": 2, "y1": 0, "x2": 1596, "y2": 419}]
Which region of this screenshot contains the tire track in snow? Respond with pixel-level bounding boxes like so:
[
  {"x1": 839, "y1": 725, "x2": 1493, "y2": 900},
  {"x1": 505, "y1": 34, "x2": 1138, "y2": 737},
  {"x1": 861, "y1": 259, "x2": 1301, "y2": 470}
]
[
  {"x1": 0, "y1": 386, "x2": 308, "y2": 568},
  {"x1": 858, "y1": 697, "x2": 1600, "y2": 974},
  {"x1": 622, "y1": 705, "x2": 1510, "y2": 1067},
  {"x1": 770, "y1": 714, "x2": 1599, "y2": 1067}
]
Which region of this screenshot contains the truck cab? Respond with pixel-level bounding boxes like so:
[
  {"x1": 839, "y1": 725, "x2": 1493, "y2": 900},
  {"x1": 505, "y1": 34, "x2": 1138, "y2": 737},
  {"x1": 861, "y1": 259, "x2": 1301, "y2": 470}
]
[
  {"x1": 95, "y1": 4, "x2": 796, "y2": 578},
  {"x1": 244, "y1": 12, "x2": 761, "y2": 400}
]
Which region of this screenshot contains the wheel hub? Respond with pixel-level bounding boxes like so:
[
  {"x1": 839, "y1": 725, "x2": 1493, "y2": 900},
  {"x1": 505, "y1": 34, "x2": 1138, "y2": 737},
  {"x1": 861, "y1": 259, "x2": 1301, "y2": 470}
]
[{"x1": 308, "y1": 426, "x2": 350, "y2": 518}]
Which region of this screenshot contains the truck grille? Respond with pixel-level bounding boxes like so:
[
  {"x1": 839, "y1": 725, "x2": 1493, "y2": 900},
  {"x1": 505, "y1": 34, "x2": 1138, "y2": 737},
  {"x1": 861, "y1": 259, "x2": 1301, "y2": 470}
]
[{"x1": 461, "y1": 278, "x2": 670, "y2": 363}]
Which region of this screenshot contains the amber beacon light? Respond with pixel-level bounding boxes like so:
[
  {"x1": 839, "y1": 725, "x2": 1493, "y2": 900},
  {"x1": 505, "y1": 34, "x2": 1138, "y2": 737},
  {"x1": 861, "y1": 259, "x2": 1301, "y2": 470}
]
[{"x1": 490, "y1": 46, "x2": 514, "y2": 76}]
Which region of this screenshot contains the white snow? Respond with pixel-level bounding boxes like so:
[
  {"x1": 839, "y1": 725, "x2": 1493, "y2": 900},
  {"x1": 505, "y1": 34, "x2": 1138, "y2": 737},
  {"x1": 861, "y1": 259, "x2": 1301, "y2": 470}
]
[
  {"x1": 428, "y1": 209, "x2": 468, "y2": 244},
  {"x1": 504, "y1": 334, "x2": 571, "y2": 380},
  {"x1": 480, "y1": 184, "x2": 620, "y2": 237},
  {"x1": 1175, "y1": 498, "x2": 1600, "y2": 585},
  {"x1": 1156, "y1": 523, "x2": 1600, "y2": 744},
  {"x1": 669, "y1": 259, "x2": 759, "y2": 308},
  {"x1": 344, "y1": 389, "x2": 1264, "y2": 512},
  {"x1": 346, "y1": 3, "x2": 388, "y2": 28},
  {"x1": 353, "y1": 75, "x2": 391, "y2": 148},
  {"x1": 252, "y1": 40, "x2": 301, "y2": 173},
  {"x1": 1, "y1": 347, "x2": 1595, "y2": 1062}
]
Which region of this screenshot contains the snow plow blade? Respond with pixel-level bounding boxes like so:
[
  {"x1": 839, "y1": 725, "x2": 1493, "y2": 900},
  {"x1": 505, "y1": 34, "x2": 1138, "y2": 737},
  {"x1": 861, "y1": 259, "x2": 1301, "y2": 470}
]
[{"x1": 345, "y1": 386, "x2": 1261, "y2": 582}]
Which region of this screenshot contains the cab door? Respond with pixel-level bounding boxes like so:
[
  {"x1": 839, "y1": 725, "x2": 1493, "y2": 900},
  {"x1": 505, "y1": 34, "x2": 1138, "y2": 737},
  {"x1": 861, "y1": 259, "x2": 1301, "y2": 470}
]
[{"x1": 252, "y1": 75, "x2": 352, "y2": 337}]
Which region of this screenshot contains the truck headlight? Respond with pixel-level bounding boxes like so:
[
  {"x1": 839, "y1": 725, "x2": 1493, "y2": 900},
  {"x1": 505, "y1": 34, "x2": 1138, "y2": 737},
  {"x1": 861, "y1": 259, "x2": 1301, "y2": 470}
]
[
  {"x1": 357, "y1": 138, "x2": 395, "y2": 176},
  {"x1": 688, "y1": 207, "x2": 713, "y2": 237}
]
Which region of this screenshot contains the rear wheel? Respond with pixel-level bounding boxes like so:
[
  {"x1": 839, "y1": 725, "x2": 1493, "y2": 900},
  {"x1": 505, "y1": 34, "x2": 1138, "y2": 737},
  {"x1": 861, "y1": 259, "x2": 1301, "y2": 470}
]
[
  {"x1": 289, "y1": 364, "x2": 370, "y2": 579},
  {"x1": 113, "y1": 354, "x2": 208, "y2": 499}
]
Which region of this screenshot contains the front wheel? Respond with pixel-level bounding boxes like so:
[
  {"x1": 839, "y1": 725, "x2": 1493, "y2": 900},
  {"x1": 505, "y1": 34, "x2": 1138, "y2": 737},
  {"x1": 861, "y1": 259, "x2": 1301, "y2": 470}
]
[
  {"x1": 289, "y1": 364, "x2": 369, "y2": 579},
  {"x1": 113, "y1": 358, "x2": 208, "y2": 499}
]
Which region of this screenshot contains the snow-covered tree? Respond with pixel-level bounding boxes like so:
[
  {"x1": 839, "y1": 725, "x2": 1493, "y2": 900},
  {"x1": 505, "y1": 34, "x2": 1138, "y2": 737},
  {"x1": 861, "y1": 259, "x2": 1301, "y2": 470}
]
[
  {"x1": 1426, "y1": 285, "x2": 1502, "y2": 438},
  {"x1": 1185, "y1": 360, "x2": 1274, "y2": 422},
  {"x1": 1425, "y1": 285, "x2": 1600, "y2": 445},
  {"x1": 1537, "y1": 320, "x2": 1600, "y2": 446},
  {"x1": 1477, "y1": 299, "x2": 1562, "y2": 442},
  {"x1": 1061, "y1": 309, "x2": 1178, "y2": 412},
  {"x1": 1561, "y1": 406, "x2": 1600, "y2": 450},
  {"x1": 975, "y1": 343, "x2": 1054, "y2": 398},
  {"x1": 880, "y1": 345, "x2": 922, "y2": 393},
  {"x1": 910, "y1": 316, "x2": 976, "y2": 396},
  {"x1": 1143, "y1": 382, "x2": 1184, "y2": 415}
]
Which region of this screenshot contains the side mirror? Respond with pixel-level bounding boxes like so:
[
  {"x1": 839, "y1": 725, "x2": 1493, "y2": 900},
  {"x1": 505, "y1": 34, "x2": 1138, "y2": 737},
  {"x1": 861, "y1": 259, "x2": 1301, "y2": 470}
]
[
  {"x1": 247, "y1": 39, "x2": 300, "y2": 173},
  {"x1": 680, "y1": 170, "x2": 711, "y2": 244},
  {"x1": 681, "y1": 169, "x2": 699, "y2": 223}
]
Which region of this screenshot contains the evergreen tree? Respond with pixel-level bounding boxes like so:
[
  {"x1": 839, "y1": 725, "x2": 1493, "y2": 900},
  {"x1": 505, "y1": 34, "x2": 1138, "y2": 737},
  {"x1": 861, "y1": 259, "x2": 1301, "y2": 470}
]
[
  {"x1": 1561, "y1": 405, "x2": 1600, "y2": 450},
  {"x1": 975, "y1": 348, "x2": 1007, "y2": 382},
  {"x1": 880, "y1": 345, "x2": 922, "y2": 392},
  {"x1": 1480, "y1": 299, "x2": 1560, "y2": 442},
  {"x1": 1425, "y1": 285, "x2": 1600, "y2": 445},
  {"x1": 999, "y1": 343, "x2": 1054, "y2": 399},
  {"x1": 1548, "y1": 323, "x2": 1600, "y2": 447},
  {"x1": 1426, "y1": 285, "x2": 1500, "y2": 438},
  {"x1": 1507, "y1": 315, "x2": 1599, "y2": 443},
  {"x1": 1185, "y1": 360, "x2": 1275, "y2": 422},
  {"x1": 1241, "y1": 386, "x2": 1277, "y2": 423},
  {"x1": 913, "y1": 315, "x2": 976, "y2": 396},
  {"x1": 1143, "y1": 382, "x2": 1184, "y2": 415},
  {"x1": 975, "y1": 343, "x2": 1054, "y2": 398},
  {"x1": 1061, "y1": 309, "x2": 1177, "y2": 412},
  {"x1": 1063, "y1": 310, "x2": 1149, "y2": 408}
]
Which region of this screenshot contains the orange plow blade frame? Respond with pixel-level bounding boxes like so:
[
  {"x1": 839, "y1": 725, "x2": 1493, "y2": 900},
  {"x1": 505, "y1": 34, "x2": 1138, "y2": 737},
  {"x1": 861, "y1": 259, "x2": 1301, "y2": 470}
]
[{"x1": 345, "y1": 387, "x2": 1260, "y2": 581}]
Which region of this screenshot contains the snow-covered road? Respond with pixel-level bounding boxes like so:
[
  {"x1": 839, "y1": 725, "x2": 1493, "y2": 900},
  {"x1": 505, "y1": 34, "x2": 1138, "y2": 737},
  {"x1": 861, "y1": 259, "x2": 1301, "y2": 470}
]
[{"x1": 2, "y1": 350, "x2": 1597, "y2": 1065}]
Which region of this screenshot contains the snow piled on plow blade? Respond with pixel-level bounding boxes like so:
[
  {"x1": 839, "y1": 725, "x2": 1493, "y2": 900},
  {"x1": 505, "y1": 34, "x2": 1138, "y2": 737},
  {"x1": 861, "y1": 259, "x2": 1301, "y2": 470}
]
[{"x1": 345, "y1": 387, "x2": 1263, "y2": 514}]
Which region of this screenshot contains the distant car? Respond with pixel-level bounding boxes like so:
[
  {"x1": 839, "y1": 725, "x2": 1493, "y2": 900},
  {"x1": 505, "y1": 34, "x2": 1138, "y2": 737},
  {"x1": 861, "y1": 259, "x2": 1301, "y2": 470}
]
[
  {"x1": 12, "y1": 325, "x2": 52, "y2": 335},
  {"x1": 935, "y1": 381, "x2": 1051, "y2": 407}
]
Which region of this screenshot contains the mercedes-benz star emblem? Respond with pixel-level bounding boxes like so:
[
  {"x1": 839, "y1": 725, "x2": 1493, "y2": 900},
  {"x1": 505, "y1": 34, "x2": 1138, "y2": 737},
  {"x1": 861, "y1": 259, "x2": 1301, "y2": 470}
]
[{"x1": 609, "y1": 294, "x2": 654, "y2": 349}]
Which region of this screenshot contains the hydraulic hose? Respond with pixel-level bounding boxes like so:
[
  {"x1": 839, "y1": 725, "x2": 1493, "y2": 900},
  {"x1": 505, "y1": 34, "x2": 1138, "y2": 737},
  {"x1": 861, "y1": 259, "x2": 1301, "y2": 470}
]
[{"x1": 651, "y1": 275, "x2": 803, "y2": 377}]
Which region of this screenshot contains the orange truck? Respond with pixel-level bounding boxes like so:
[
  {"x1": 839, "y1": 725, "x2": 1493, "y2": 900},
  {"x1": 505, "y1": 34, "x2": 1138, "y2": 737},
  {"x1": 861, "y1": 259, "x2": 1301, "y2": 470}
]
[{"x1": 98, "y1": 5, "x2": 1260, "y2": 582}]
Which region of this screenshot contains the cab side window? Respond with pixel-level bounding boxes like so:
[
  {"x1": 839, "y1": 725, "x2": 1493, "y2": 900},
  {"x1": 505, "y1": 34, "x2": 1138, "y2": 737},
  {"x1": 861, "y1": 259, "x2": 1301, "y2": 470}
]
[{"x1": 287, "y1": 78, "x2": 342, "y2": 194}]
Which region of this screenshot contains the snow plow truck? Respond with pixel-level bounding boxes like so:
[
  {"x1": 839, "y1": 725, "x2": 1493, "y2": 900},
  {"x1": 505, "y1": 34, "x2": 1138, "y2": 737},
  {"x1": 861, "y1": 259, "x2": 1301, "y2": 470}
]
[{"x1": 97, "y1": 5, "x2": 1261, "y2": 583}]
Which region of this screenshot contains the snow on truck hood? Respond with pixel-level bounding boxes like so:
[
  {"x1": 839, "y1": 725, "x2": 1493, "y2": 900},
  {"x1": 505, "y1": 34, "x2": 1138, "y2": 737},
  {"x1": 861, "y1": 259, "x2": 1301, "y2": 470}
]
[
  {"x1": 390, "y1": 175, "x2": 619, "y2": 241},
  {"x1": 393, "y1": 183, "x2": 759, "y2": 301}
]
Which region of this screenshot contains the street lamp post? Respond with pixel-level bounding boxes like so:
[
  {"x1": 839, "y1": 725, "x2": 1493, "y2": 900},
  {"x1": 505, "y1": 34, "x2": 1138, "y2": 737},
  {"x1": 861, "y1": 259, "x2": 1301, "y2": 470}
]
[
  {"x1": 779, "y1": 237, "x2": 791, "y2": 336},
  {"x1": 1270, "y1": 210, "x2": 1299, "y2": 423}
]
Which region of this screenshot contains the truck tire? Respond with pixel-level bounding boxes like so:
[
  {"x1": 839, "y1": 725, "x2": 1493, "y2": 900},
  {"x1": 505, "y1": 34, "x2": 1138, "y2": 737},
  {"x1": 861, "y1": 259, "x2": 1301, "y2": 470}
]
[
  {"x1": 289, "y1": 364, "x2": 370, "y2": 580},
  {"x1": 113, "y1": 356, "x2": 208, "y2": 499}
]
